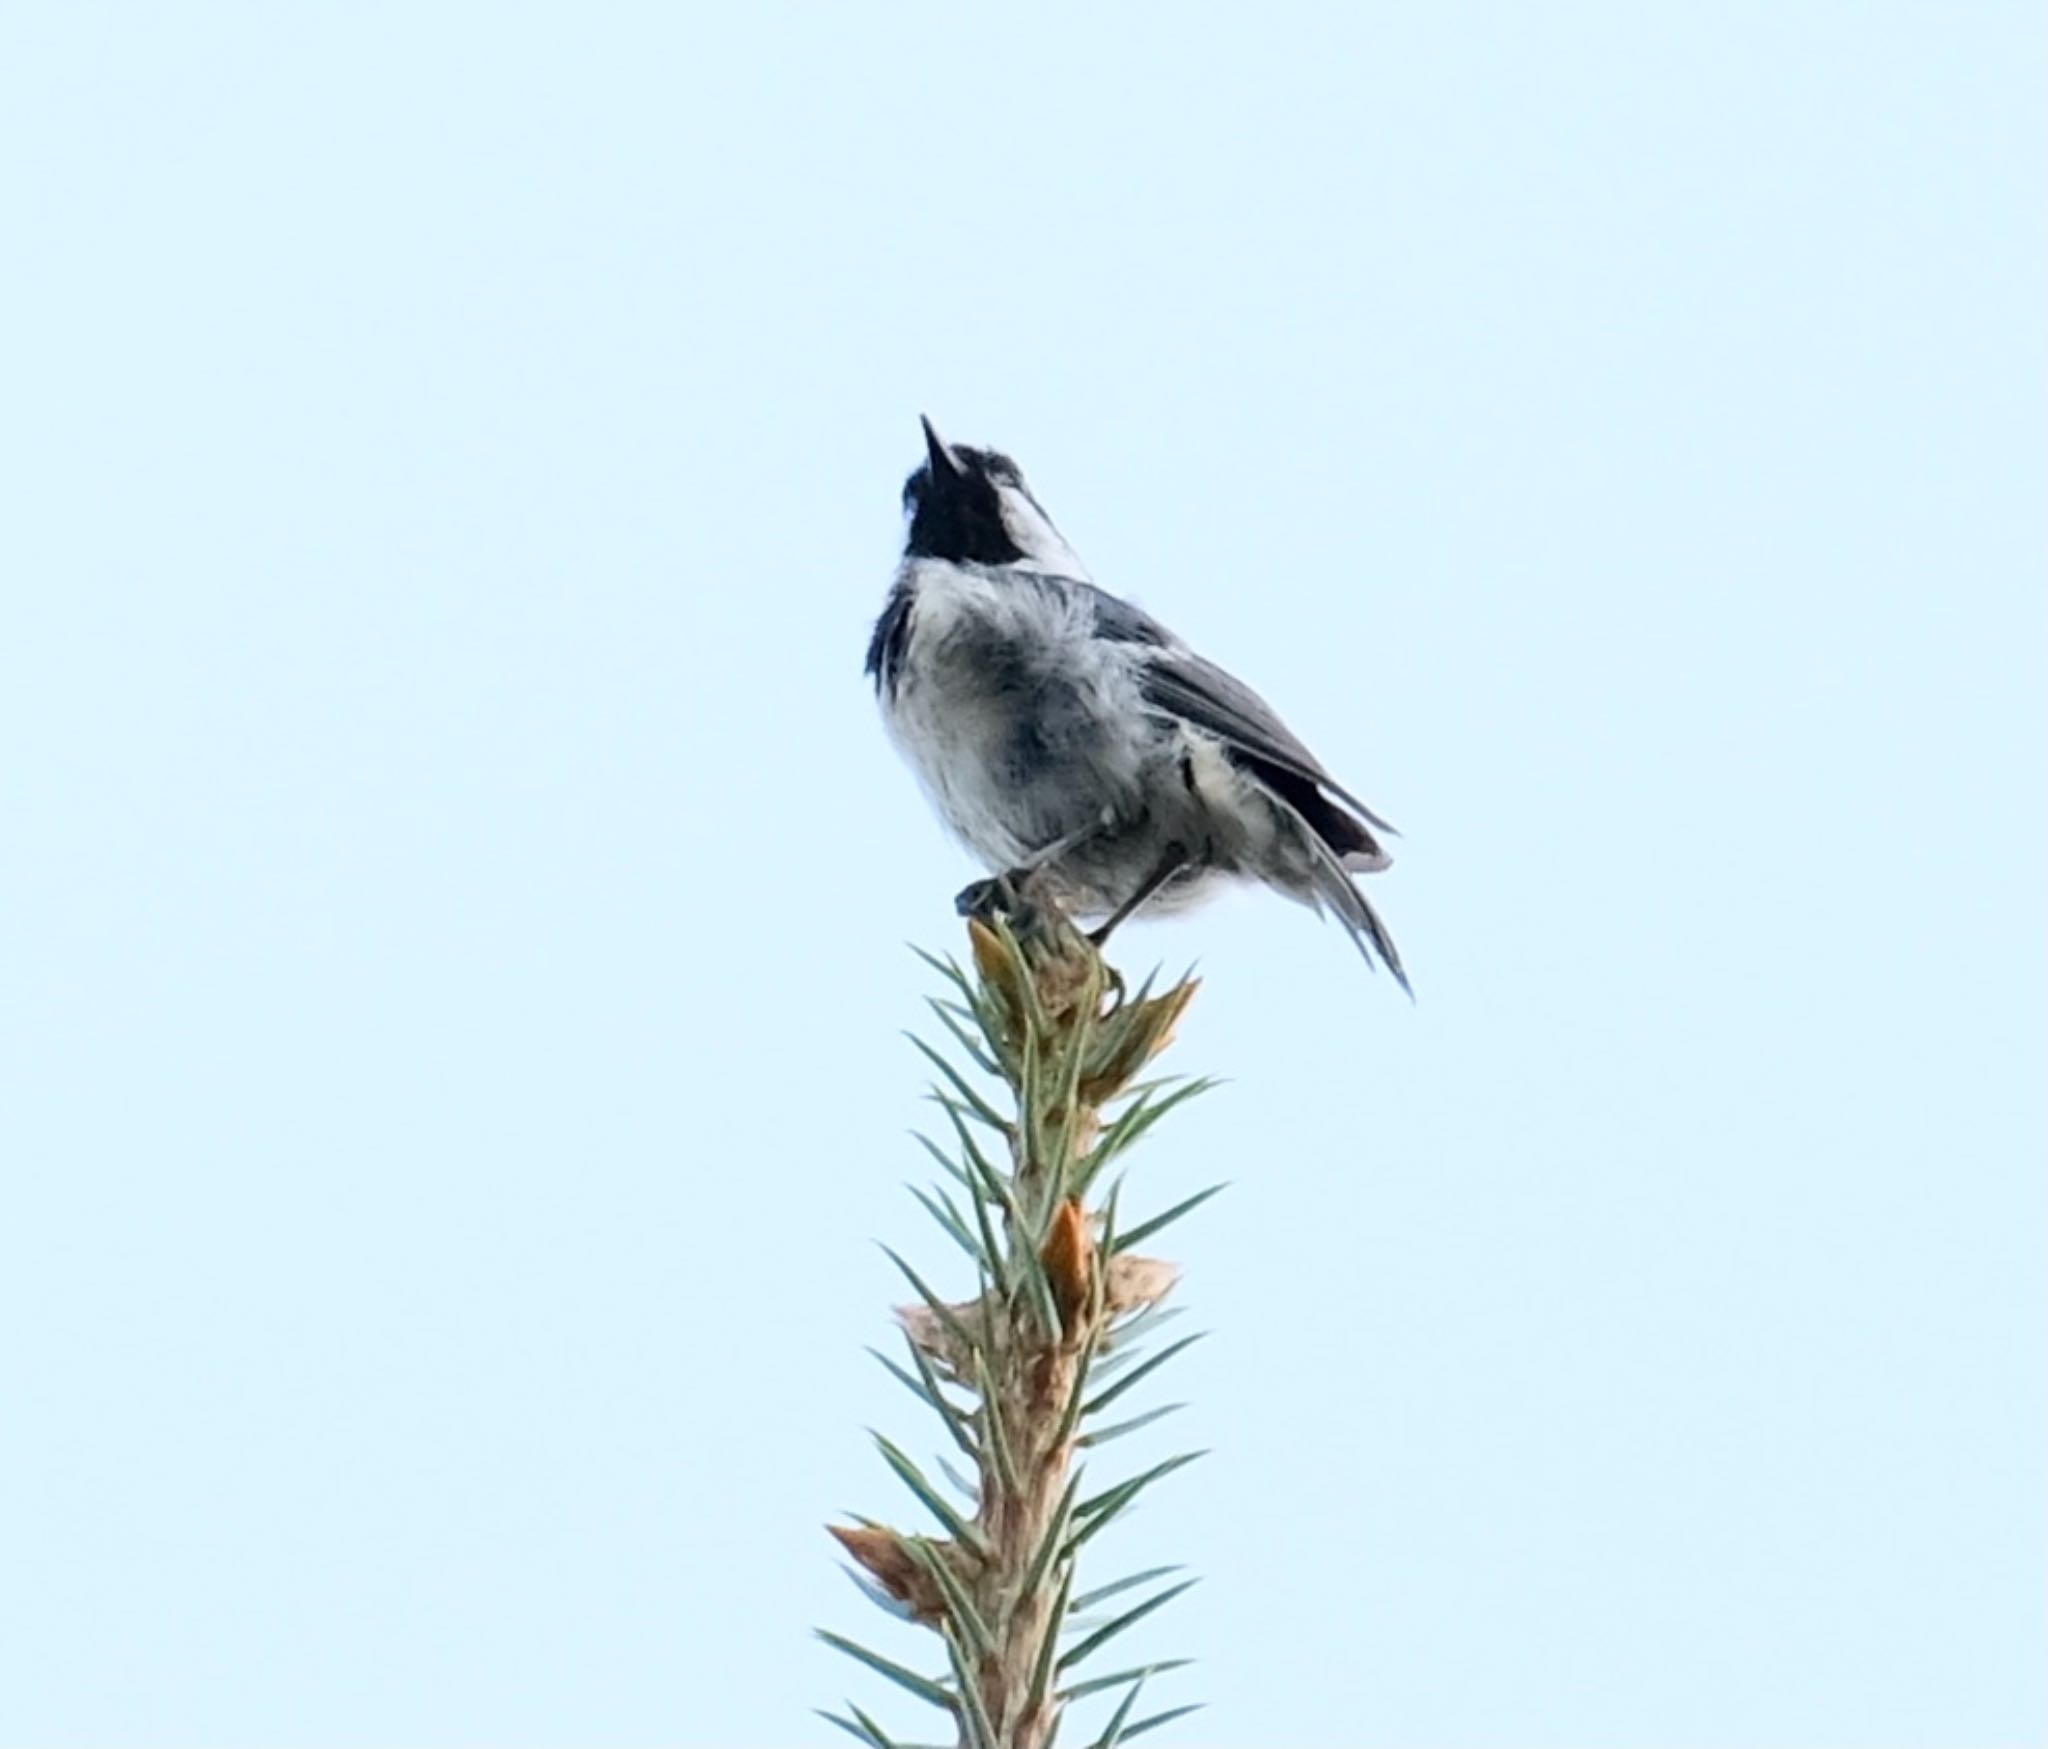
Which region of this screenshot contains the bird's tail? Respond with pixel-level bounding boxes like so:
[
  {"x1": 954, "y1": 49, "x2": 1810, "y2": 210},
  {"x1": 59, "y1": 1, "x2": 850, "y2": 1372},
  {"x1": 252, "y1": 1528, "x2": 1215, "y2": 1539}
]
[{"x1": 1269, "y1": 793, "x2": 1412, "y2": 995}]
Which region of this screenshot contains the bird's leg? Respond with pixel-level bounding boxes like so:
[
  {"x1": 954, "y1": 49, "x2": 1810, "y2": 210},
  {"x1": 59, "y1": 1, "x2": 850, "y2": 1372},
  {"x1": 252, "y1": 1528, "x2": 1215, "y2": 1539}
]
[{"x1": 1087, "y1": 843, "x2": 1190, "y2": 948}]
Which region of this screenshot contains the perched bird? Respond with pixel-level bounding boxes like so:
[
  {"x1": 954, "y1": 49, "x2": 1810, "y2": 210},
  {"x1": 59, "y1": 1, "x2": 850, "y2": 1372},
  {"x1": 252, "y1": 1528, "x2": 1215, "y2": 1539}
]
[{"x1": 867, "y1": 418, "x2": 1408, "y2": 991}]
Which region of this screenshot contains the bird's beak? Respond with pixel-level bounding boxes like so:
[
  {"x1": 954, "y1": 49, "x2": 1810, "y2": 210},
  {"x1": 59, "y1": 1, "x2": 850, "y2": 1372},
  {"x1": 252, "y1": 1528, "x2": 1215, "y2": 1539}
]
[{"x1": 921, "y1": 414, "x2": 963, "y2": 481}]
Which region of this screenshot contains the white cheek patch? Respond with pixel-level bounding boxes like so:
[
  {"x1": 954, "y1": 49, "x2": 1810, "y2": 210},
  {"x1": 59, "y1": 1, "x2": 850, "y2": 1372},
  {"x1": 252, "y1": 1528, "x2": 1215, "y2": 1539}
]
[{"x1": 999, "y1": 487, "x2": 1093, "y2": 581}]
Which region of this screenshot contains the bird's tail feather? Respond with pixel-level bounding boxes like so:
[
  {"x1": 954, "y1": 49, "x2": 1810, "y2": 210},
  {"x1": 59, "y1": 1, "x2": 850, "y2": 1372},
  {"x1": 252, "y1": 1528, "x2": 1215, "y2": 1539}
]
[
  {"x1": 1268, "y1": 794, "x2": 1412, "y2": 994},
  {"x1": 1315, "y1": 853, "x2": 1412, "y2": 996}
]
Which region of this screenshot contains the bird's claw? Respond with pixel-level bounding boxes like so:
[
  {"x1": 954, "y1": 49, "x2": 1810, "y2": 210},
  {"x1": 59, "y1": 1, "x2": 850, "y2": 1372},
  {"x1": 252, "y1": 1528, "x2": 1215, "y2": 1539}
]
[
  {"x1": 955, "y1": 872, "x2": 1023, "y2": 921},
  {"x1": 956, "y1": 869, "x2": 1061, "y2": 941}
]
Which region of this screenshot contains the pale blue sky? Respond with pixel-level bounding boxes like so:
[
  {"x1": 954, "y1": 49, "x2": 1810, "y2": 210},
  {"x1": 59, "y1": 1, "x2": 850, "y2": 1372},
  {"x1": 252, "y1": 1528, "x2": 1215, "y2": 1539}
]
[{"x1": 1, "y1": 4, "x2": 2041, "y2": 1745}]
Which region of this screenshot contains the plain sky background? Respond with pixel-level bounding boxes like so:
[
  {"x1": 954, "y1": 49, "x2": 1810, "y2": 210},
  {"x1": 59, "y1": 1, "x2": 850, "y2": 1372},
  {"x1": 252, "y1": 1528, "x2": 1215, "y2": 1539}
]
[{"x1": 1, "y1": 4, "x2": 2041, "y2": 1745}]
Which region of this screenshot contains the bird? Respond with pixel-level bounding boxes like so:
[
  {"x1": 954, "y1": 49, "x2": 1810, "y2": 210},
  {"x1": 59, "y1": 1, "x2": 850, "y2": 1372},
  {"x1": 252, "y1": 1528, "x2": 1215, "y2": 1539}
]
[{"x1": 866, "y1": 417, "x2": 1408, "y2": 991}]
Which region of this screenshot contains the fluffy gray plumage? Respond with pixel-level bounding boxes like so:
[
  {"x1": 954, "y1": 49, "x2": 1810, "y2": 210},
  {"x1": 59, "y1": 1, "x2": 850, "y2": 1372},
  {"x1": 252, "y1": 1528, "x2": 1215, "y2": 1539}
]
[{"x1": 867, "y1": 419, "x2": 1408, "y2": 991}]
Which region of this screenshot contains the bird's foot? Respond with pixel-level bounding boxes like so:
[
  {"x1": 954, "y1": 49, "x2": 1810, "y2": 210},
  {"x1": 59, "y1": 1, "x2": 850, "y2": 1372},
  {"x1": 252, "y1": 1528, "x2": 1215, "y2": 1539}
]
[{"x1": 954, "y1": 870, "x2": 1040, "y2": 931}]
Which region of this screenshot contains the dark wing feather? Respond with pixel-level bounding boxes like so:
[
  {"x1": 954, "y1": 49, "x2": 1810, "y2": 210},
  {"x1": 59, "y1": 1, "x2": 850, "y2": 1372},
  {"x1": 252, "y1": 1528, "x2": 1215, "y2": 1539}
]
[
  {"x1": 1139, "y1": 648, "x2": 1399, "y2": 838},
  {"x1": 1073, "y1": 579, "x2": 1398, "y2": 863},
  {"x1": 1075, "y1": 580, "x2": 1173, "y2": 647},
  {"x1": 1000, "y1": 571, "x2": 1177, "y2": 647},
  {"x1": 865, "y1": 582, "x2": 913, "y2": 695}
]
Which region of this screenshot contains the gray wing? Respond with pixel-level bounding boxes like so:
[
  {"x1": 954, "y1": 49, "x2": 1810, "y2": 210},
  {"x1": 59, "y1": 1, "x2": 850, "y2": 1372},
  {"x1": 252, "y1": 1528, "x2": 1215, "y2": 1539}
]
[
  {"x1": 1076, "y1": 581, "x2": 1173, "y2": 648},
  {"x1": 1138, "y1": 646, "x2": 1398, "y2": 839},
  {"x1": 1148, "y1": 650, "x2": 1408, "y2": 988},
  {"x1": 1061, "y1": 575, "x2": 1397, "y2": 843},
  {"x1": 1072, "y1": 577, "x2": 1410, "y2": 990},
  {"x1": 1010, "y1": 570, "x2": 1175, "y2": 648}
]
